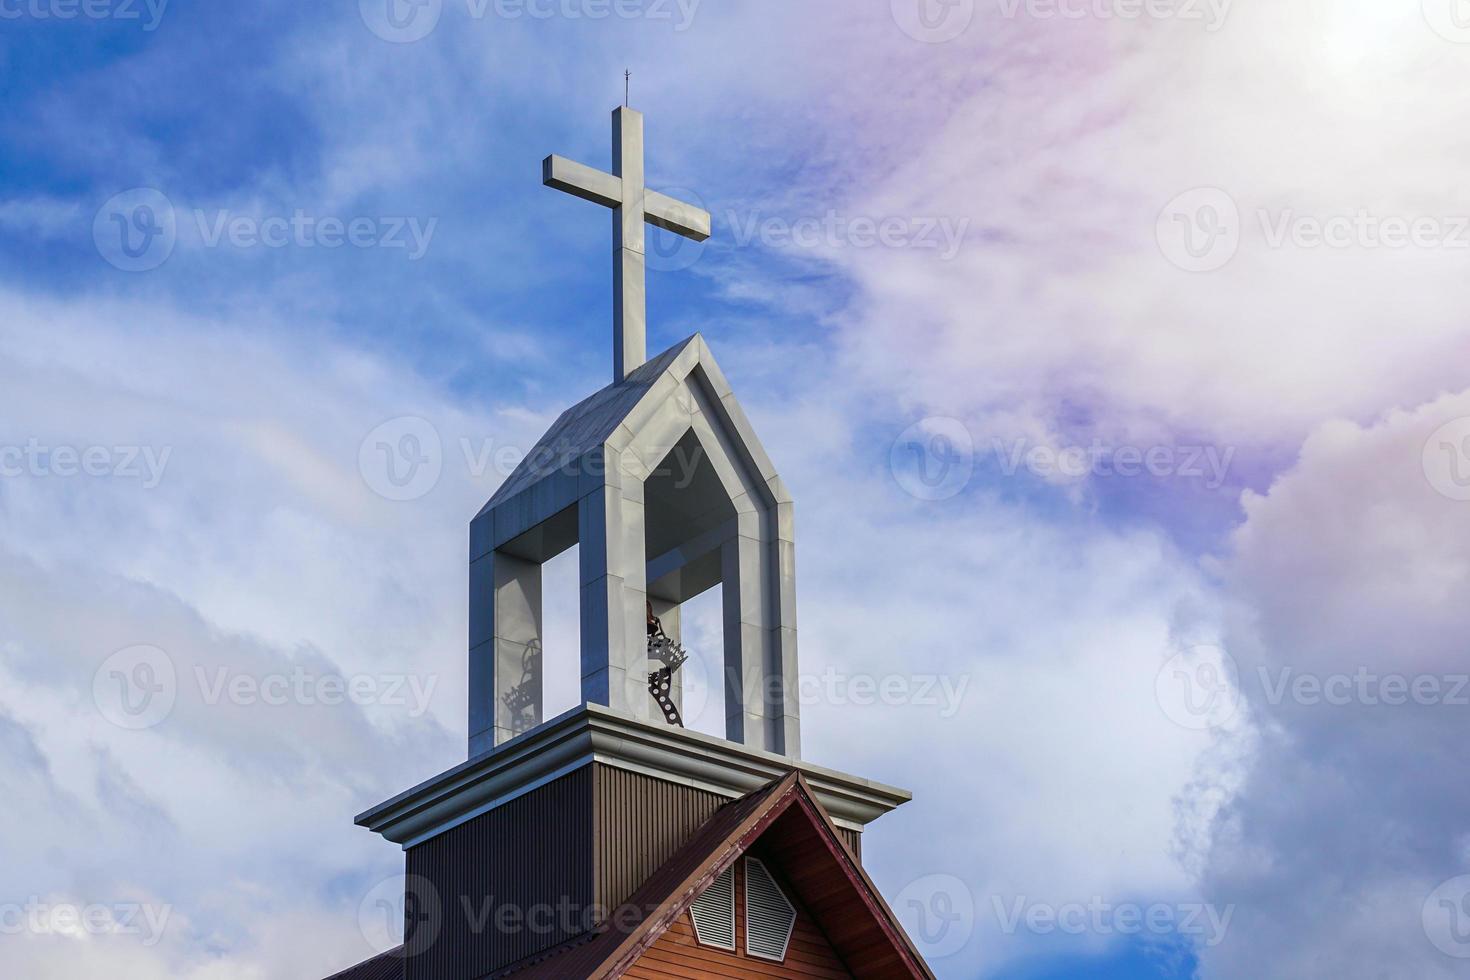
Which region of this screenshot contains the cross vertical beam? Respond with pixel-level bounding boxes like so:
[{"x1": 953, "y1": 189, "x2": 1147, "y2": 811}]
[
  {"x1": 612, "y1": 107, "x2": 646, "y2": 385},
  {"x1": 543, "y1": 107, "x2": 712, "y2": 384}
]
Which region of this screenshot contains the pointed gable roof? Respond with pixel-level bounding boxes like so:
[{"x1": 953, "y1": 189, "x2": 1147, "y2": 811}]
[
  {"x1": 495, "y1": 772, "x2": 936, "y2": 980},
  {"x1": 476, "y1": 332, "x2": 789, "y2": 526}
]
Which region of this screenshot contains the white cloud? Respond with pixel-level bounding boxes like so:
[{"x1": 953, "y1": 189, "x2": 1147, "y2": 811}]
[
  {"x1": 0, "y1": 290, "x2": 552, "y2": 978},
  {"x1": 1188, "y1": 391, "x2": 1470, "y2": 978}
]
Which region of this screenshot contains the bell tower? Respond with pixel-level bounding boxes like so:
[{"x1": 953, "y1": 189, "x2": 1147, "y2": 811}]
[{"x1": 468, "y1": 334, "x2": 800, "y2": 757}]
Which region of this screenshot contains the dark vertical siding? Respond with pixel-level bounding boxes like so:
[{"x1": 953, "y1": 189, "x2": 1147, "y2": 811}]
[
  {"x1": 592, "y1": 765, "x2": 726, "y2": 911},
  {"x1": 405, "y1": 768, "x2": 594, "y2": 980},
  {"x1": 838, "y1": 827, "x2": 862, "y2": 861}
]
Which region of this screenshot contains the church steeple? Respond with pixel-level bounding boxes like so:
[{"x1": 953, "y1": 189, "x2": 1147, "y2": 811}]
[
  {"x1": 325, "y1": 106, "x2": 930, "y2": 980},
  {"x1": 467, "y1": 109, "x2": 797, "y2": 759}
]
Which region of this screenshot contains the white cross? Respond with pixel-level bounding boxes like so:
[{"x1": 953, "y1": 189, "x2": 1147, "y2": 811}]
[{"x1": 543, "y1": 107, "x2": 711, "y2": 383}]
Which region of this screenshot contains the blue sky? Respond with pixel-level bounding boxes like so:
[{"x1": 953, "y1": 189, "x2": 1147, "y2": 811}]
[{"x1": 5, "y1": 1, "x2": 1470, "y2": 978}]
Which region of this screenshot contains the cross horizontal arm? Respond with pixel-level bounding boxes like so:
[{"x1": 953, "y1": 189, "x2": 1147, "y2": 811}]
[
  {"x1": 645, "y1": 190, "x2": 711, "y2": 242},
  {"x1": 543, "y1": 155, "x2": 711, "y2": 243},
  {"x1": 542, "y1": 154, "x2": 622, "y2": 209}
]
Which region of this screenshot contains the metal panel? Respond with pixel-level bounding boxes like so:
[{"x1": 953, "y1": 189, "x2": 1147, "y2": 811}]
[
  {"x1": 405, "y1": 768, "x2": 594, "y2": 980},
  {"x1": 592, "y1": 764, "x2": 726, "y2": 911}
]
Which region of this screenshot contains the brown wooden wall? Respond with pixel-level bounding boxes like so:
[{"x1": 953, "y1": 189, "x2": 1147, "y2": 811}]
[{"x1": 625, "y1": 856, "x2": 854, "y2": 980}]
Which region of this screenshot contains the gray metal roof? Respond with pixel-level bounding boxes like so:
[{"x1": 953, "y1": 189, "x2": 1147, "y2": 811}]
[{"x1": 478, "y1": 336, "x2": 700, "y2": 516}]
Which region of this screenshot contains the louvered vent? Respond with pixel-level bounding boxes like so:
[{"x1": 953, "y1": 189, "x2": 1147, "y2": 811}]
[
  {"x1": 688, "y1": 864, "x2": 736, "y2": 950},
  {"x1": 744, "y1": 857, "x2": 796, "y2": 961}
]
